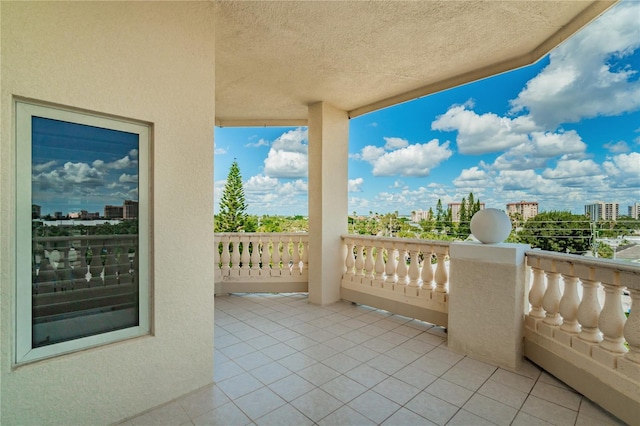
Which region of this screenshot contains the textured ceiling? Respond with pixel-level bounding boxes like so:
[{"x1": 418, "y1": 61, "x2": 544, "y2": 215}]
[{"x1": 215, "y1": 1, "x2": 615, "y2": 125}]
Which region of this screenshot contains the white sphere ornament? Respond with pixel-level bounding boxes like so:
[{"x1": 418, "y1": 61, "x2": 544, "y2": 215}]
[{"x1": 470, "y1": 208, "x2": 512, "y2": 244}]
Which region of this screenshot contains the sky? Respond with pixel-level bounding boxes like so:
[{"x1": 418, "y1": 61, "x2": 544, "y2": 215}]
[
  {"x1": 32, "y1": 117, "x2": 139, "y2": 216},
  {"x1": 214, "y1": 1, "x2": 640, "y2": 217}
]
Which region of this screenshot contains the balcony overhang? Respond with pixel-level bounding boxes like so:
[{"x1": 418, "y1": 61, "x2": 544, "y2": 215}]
[{"x1": 215, "y1": 0, "x2": 616, "y2": 126}]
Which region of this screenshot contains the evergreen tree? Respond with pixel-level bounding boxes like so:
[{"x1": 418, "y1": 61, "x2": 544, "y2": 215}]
[
  {"x1": 435, "y1": 199, "x2": 444, "y2": 231},
  {"x1": 458, "y1": 196, "x2": 469, "y2": 237},
  {"x1": 215, "y1": 160, "x2": 256, "y2": 232}
]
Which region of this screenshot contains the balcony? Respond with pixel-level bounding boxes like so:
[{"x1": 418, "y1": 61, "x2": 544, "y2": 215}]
[{"x1": 103, "y1": 232, "x2": 636, "y2": 424}]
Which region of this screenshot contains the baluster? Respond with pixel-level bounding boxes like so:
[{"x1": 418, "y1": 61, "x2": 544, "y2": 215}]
[
  {"x1": 528, "y1": 266, "x2": 546, "y2": 319},
  {"x1": 363, "y1": 244, "x2": 374, "y2": 285},
  {"x1": 221, "y1": 236, "x2": 231, "y2": 274},
  {"x1": 373, "y1": 245, "x2": 385, "y2": 287},
  {"x1": 230, "y1": 237, "x2": 241, "y2": 272},
  {"x1": 407, "y1": 248, "x2": 420, "y2": 287},
  {"x1": 344, "y1": 239, "x2": 355, "y2": 277},
  {"x1": 420, "y1": 248, "x2": 434, "y2": 291},
  {"x1": 272, "y1": 236, "x2": 282, "y2": 275},
  {"x1": 396, "y1": 245, "x2": 408, "y2": 290},
  {"x1": 282, "y1": 236, "x2": 293, "y2": 274},
  {"x1": 260, "y1": 238, "x2": 270, "y2": 271},
  {"x1": 577, "y1": 278, "x2": 602, "y2": 343},
  {"x1": 250, "y1": 236, "x2": 261, "y2": 272},
  {"x1": 384, "y1": 242, "x2": 396, "y2": 288},
  {"x1": 214, "y1": 239, "x2": 221, "y2": 272},
  {"x1": 434, "y1": 249, "x2": 448, "y2": 293},
  {"x1": 292, "y1": 237, "x2": 302, "y2": 275},
  {"x1": 623, "y1": 288, "x2": 640, "y2": 364},
  {"x1": 355, "y1": 244, "x2": 365, "y2": 277},
  {"x1": 240, "y1": 236, "x2": 251, "y2": 276},
  {"x1": 598, "y1": 281, "x2": 627, "y2": 353},
  {"x1": 542, "y1": 271, "x2": 562, "y2": 326},
  {"x1": 559, "y1": 275, "x2": 580, "y2": 334},
  {"x1": 301, "y1": 238, "x2": 309, "y2": 273}
]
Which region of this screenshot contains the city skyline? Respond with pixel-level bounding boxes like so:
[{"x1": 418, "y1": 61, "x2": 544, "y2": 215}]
[
  {"x1": 214, "y1": 1, "x2": 640, "y2": 217},
  {"x1": 31, "y1": 116, "x2": 139, "y2": 216}
]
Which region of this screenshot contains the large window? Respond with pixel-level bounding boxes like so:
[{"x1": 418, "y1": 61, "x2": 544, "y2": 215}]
[{"x1": 15, "y1": 99, "x2": 152, "y2": 363}]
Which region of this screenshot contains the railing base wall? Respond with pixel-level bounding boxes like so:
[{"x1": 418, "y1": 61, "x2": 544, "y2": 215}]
[
  {"x1": 340, "y1": 287, "x2": 448, "y2": 328},
  {"x1": 215, "y1": 280, "x2": 308, "y2": 295},
  {"x1": 525, "y1": 332, "x2": 639, "y2": 425}
]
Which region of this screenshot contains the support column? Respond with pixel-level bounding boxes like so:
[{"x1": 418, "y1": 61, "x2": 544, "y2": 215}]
[
  {"x1": 307, "y1": 102, "x2": 349, "y2": 305},
  {"x1": 448, "y1": 242, "x2": 529, "y2": 369}
]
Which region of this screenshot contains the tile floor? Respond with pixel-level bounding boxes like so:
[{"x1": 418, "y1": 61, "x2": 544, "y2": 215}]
[{"x1": 124, "y1": 293, "x2": 626, "y2": 426}]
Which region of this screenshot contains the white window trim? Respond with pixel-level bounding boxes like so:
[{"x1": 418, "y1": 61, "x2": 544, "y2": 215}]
[{"x1": 15, "y1": 99, "x2": 152, "y2": 364}]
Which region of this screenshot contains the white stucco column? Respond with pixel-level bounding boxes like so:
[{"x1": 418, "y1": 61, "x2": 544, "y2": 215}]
[
  {"x1": 307, "y1": 102, "x2": 348, "y2": 305},
  {"x1": 448, "y1": 242, "x2": 529, "y2": 369}
]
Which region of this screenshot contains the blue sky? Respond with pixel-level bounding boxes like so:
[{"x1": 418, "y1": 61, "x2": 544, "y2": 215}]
[
  {"x1": 32, "y1": 117, "x2": 139, "y2": 216},
  {"x1": 215, "y1": 1, "x2": 640, "y2": 217}
]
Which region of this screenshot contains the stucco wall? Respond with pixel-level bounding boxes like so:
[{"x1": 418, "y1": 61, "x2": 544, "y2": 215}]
[{"x1": 0, "y1": 2, "x2": 216, "y2": 424}]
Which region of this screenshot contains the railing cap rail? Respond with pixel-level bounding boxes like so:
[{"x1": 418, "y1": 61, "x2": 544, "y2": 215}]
[
  {"x1": 526, "y1": 249, "x2": 640, "y2": 276},
  {"x1": 33, "y1": 234, "x2": 138, "y2": 243},
  {"x1": 215, "y1": 232, "x2": 308, "y2": 238},
  {"x1": 340, "y1": 234, "x2": 451, "y2": 247}
]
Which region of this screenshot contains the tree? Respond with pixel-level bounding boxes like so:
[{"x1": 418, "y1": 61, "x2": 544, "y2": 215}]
[
  {"x1": 215, "y1": 160, "x2": 256, "y2": 232},
  {"x1": 518, "y1": 211, "x2": 591, "y2": 254}
]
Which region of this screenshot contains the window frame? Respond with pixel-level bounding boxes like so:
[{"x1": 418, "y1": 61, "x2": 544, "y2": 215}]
[{"x1": 15, "y1": 99, "x2": 152, "y2": 364}]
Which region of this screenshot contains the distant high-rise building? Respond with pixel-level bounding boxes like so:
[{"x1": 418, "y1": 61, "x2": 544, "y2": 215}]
[
  {"x1": 411, "y1": 209, "x2": 431, "y2": 223},
  {"x1": 506, "y1": 201, "x2": 538, "y2": 221},
  {"x1": 123, "y1": 200, "x2": 138, "y2": 220},
  {"x1": 448, "y1": 202, "x2": 485, "y2": 223},
  {"x1": 629, "y1": 203, "x2": 640, "y2": 219},
  {"x1": 54, "y1": 211, "x2": 63, "y2": 219},
  {"x1": 32, "y1": 204, "x2": 41, "y2": 219},
  {"x1": 585, "y1": 201, "x2": 619, "y2": 221},
  {"x1": 104, "y1": 205, "x2": 124, "y2": 219}
]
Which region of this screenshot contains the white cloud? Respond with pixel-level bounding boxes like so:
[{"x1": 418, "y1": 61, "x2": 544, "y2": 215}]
[
  {"x1": 118, "y1": 173, "x2": 138, "y2": 183},
  {"x1": 129, "y1": 149, "x2": 139, "y2": 159},
  {"x1": 33, "y1": 161, "x2": 104, "y2": 193},
  {"x1": 33, "y1": 160, "x2": 57, "y2": 172},
  {"x1": 263, "y1": 128, "x2": 308, "y2": 178},
  {"x1": 349, "y1": 178, "x2": 364, "y2": 192},
  {"x1": 541, "y1": 160, "x2": 602, "y2": 187},
  {"x1": 383, "y1": 137, "x2": 409, "y2": 150},
  {"x1": 494, "y1": 170, "x2": 546, "y2": 191},
  {"x1": 431, "y1": 105, "x2": 538, "y2": 154},
  {"x1": 510, "y1": 1, "x2": 640, "y2": 128},
  {"x1": 603, "y1": 152, "x2": 640, "y2": 187},
  {"x1": 245, "y1": 138, "x2": 270, "y2": 148},
  {"x1": 108, "y1": 155, "x2": 136, "y2": 170},
  {"x1": 214, "y1": 144, "x2": 228, "y2": 155},
  {"x1": 604, "y1": 141, "x2": 630, "y2": 153},
  {"x1": 245, "y1": 174, "x2": 280, "y2": 192}
]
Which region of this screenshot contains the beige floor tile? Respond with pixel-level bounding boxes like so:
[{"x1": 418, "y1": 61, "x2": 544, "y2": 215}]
[
  {"x1": 382, "y1": 407, "x2": 438, "y2": 426},
  {"x1": 405, "y1": 391, "x2": 458, "y2": 426},
  {"x1": 348, "y1": 390, "x2": 401, "y2": 424},
  {"x1": 268, "y1": 374, "x2": 315, "y2": 402},
  {"x1": 511, "y1": 411, "x2": 554, "y2": 426},
  {"x1": 318, "y1": 405, "x2": 376, "y2": 426},
  {"x1": 392, "y1": 364, "x2": 438, "y2": 389},
  {"x1": 236, "y1": 350, "x2": 274, "y2": 371},
  {"x1": 291, "y1": 388, "x2": 343, "y2": 422},
  {"x1": 441, "y1": 365, "x2": 489, "y2": 391},
  {"x1": 531, "y1": 380, "x2": 581, "y2": 411},
  {"x1": 410, "y1": 355, "x2": 452, "y2": 376},
  {"x1": 477, "y1": 378, "x2": 528, "y2": 409},
  {"x1": 249, "y1": 361, "x2": 292, "y2": 385},
  {"x1": 260, "y1": 342, "x2": 298, "y2": 360},
  {"x1": 213, "y1": 359, "x2": 244, "y2": 382},
  {"x1": 372, "y1": 376, "x2": 421, "y2": 405},
  {"x1": 301, "y1": 343, "x2": 339, "y2": 361},
  {"x1": 576, "y1": 399, "x2": 626, "y2": 426},
  {"x1": 192, "y1": 401, "x2": 252, "y2": 426},
  {"x1": 320, "y1": 375, "x2": 368, "y2": 403},
  {"x1": 367, "y1": 353, "x2": 407, "y2": 375},
  {"x1": 255, "y1": 403, "x2": 314, "y2": 426},
  {"x1": 425, "y1": 378, "x2": 473, "y2": 407},
  {"x1": 296, "y1": 362, "x2": 341, "y2": 386},
  {"x1": 463, "y1": 393, "x2": 518, "y2": 425},
  {"x1": 447, "y1": 409, "x2": 496, "y2": 426},
  {"x1": 490, "y1": 368, "x2": 536, "y2": 393},
  {"x1": 233, "y1": 386, "x2": 286, "y2": 420},
  {"x1": 217, "y1": 371, "x2": 264, "y2": 399},
  {"x1": 277, "y1": 352, "x2": 317, "y2": 372},
  {"x1": 178, "y1": 385, "x2": 230, "y2": 419},
  {"x1": 521, "y1": 395, "x2": 578, "y2": 426},
  {"x1": 346, "y1": 364, "x2": 389, "y2": 388},
  {"x1": 321, "y1": 352, "x2": 364, "y2": 374}
]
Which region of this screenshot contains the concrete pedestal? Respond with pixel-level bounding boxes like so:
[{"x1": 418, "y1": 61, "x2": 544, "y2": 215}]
[{"x1": 448, "y1": 242, "x2": 529, "y2": 369}]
